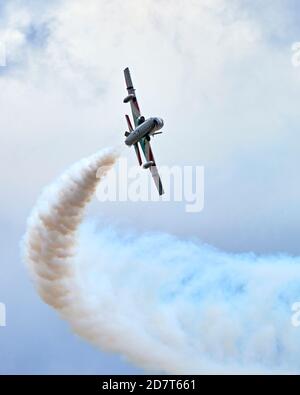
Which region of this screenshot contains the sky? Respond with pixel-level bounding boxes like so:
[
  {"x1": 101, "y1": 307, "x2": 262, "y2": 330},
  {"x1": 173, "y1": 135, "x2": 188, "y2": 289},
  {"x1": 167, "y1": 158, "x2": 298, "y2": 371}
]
[{"x1": 1, "y1": 0, "x2": 300, "y2": 374}]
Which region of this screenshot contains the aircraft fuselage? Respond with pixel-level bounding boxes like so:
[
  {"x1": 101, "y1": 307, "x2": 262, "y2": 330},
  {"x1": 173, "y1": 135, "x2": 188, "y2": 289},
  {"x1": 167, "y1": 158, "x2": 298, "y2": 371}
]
[{"x1": 125, "y1": 117, "x2": 164, "y2": 146}]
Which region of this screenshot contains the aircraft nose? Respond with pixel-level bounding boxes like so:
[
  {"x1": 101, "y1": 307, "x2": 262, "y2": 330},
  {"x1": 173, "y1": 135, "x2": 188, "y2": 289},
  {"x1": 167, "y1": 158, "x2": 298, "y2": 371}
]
[{"x1": 157, "y1": 118, "x2": 164, "y2": 128}]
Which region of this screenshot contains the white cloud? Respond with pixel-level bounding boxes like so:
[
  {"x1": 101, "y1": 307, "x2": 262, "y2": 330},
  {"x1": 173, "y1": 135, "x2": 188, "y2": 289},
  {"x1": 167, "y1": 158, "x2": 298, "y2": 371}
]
[{"x1": 1, "y1": 0, "x2": 300, "y2": 252}]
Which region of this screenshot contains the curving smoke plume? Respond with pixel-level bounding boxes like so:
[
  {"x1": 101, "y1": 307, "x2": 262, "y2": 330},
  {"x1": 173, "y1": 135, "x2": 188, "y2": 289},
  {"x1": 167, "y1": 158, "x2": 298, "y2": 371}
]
[{"x1": 23, "y1": 148, "x2": 300, "y2": 374}]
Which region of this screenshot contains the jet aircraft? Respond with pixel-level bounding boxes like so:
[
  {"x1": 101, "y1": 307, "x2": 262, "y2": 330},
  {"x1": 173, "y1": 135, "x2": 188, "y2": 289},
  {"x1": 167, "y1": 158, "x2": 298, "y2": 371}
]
[{"x1": 123, "y1": 67, "x2": 164, "y2": 195}]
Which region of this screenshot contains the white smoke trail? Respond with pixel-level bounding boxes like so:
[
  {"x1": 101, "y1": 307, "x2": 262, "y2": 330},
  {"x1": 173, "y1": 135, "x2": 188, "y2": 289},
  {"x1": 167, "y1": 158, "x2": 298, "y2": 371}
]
[{"x1": 23, "y1": 148, "x2": 300, "y2": 374}]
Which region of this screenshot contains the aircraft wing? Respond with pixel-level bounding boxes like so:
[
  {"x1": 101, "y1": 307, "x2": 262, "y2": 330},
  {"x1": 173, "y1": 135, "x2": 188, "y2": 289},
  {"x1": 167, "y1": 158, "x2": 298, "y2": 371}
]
[
  {"x1": 124, "y1": 67, "x2": 141, "y2": 127},
  {"x1": 139, "y1": 137, "x2": 164, "y2": 196}
]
